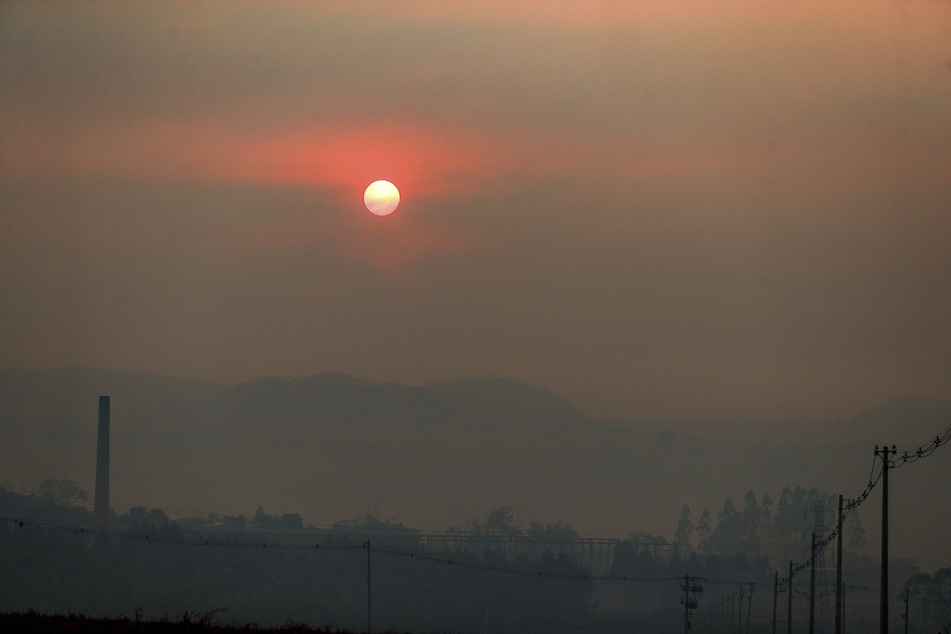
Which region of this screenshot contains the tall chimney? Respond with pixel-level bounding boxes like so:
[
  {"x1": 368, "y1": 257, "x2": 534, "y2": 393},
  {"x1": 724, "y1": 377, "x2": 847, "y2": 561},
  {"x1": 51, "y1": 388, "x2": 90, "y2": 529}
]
[{"x1": 94, "y1": 395, "x2": 110, "y2": 531}]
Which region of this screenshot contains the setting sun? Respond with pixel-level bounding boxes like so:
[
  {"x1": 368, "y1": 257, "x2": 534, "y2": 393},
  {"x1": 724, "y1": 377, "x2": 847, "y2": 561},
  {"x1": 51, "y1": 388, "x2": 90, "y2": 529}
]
[{"x1": 364, "y1": 180, "x2": 400, "y2": 216}]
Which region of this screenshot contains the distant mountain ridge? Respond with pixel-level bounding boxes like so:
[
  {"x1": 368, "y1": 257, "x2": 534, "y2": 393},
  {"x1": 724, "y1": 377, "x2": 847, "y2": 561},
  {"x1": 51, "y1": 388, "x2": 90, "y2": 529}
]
[
  {"x1": 210, "y1": 373, "x2": 594, "y2": 439},
  {"x1": 0, "y1": 368, "x2": 595, "y2": 440},
  {"x1": 1, "y1": 368, "x2": 947, "y2": 440}
]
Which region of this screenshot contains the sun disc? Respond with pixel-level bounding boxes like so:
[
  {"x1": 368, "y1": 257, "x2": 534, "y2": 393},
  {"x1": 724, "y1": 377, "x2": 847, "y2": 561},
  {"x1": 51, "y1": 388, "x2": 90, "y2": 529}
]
[{"x1": 364, "y1": 180, "x2": 400, "y2": 216}]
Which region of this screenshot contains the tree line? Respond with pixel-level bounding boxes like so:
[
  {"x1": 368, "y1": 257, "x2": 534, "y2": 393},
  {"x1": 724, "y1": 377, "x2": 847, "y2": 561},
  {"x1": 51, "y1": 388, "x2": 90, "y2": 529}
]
[{"x1": 1, "y1": 479, "x2": 946, "y2": 632}]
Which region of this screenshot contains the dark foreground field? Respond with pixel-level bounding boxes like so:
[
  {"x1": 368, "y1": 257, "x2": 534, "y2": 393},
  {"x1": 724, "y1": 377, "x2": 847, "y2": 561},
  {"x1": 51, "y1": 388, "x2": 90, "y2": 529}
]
[{"x1": 0, "y1": 612, "x2": 379, "y2": 634}]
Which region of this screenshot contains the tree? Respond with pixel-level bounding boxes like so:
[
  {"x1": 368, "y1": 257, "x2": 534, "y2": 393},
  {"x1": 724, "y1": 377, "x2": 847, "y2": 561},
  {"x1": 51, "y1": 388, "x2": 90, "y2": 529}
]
[
  {"x1": 128, "y1": 506, "x2": 147, "y2": 526},
  {"x1": 704, "y1": 498, "x2": 742, "y2": 557},
  {"x1": 37, "y1": 478, "x2": 87, "y2": 508},
  {"x1": 740, "y1": 489, "x2": 764, "y2": 557},
  {"x1": 221, "y1": 514, "x2": 247, "y2": 529},
  {"x1": 770, "y1": 485, "x2": 837, "y2": 564},
  {"x1": 254, "y1": 505, "x2": 272, "y2": 526},
  {"x1": 460, "y1": 506, "x2": 523, "y2": 557},
  {"x1": 470, "y1": 506, "x2": 522, "y2": 537},
  {"x1": 277, "y1": 513, "x2": 303, "y2": 529},
  {"x1": 254, "y1": 506, "x2": 306, "y2": 529},
  {"x1": 146, "y1": 508, "x2": 169, "y2": 526},
  {"x1": 528, "y1": 520, "x2": 578, "y2": 540},
  {"x1": 333, "y1": 513, "x2": 415, "y2": 533},
  {"x1": 760, "y1": 493, "x2": 773, "y2": 521},
  {"x1": 674, "y1": 504, "x2": 693, "y2": 556},
  {"x1": 905, "y1": 568, "x2": 951, "y2": 631},
  {"x1": 696, "y1": 508, "x2": 712, "y2": 552}
]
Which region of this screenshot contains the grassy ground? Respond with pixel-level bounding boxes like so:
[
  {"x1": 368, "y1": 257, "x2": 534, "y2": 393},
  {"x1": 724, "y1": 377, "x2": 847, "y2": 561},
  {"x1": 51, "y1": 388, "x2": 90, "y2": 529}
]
[{"x1": 0, "y1": 612, "x2": 378, "y2": 633}]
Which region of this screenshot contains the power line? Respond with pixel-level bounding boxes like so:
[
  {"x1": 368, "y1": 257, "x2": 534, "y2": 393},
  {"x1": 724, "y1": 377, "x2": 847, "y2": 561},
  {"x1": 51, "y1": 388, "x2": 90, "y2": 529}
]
[
  {"x1": 357, "y1": 543, "x2": 684, "y2": 584},
  {"x1": 1, "y1": 513, "x2": 759, "y2": 590},
  {"x1": 888, "y1": 424, "x2": 951, "y2": 468},
  {"x1": 780, "y1": 421, "x2": 950, "y2": 583},
  {"x1": 0, "y1": 515, "x2": 361, "y2": 552}
]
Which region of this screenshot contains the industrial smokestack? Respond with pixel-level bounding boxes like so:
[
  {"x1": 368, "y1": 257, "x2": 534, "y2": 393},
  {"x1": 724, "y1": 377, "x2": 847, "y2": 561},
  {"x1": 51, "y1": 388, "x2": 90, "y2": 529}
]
[{"x1": 94, "y1": 395, "x2": 110, "y2": 531}]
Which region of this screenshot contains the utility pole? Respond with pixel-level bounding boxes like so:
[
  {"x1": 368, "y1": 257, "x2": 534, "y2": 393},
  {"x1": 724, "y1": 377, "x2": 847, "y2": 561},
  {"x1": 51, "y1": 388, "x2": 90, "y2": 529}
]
[
  {"x1": 738, "y1": 586, "x2": 746, "y2": 634},
  {"x1": 366, "y1": 540, "x2": 372, "y2": 634},
  {"x1": 747, "y1": 582, "x2": 755, "y2": 634},
  {"x1": 875, "y1": 444, "x2": 896, "y2": 634},
  {"x1": 902, "y1": 588, "x2": 909, "y2": 634},
  {"x1": 680, "y1": 574, "x2": 703, "y2": 633},
  {"x1": 787, "y1": 561, "x2": 794, "y2": 634},
  {"x1": 809, "y1": 532, "x2": 816, "y2": 634},
  {"x1": 682, "y1": 574, "x2": 690, "y2": 634},
  {"x1": 730, "y1": 590, "x2": 740, "y2": 632},
  {"x1": 835, "y1": 495, "x2": 844, "y2": 634},
  {"x1": 812, "y1": 500, "x2": 832, "y2": 629},
  {"x1": 772, "y1": 571, "x2": 780, "y2": 634}
]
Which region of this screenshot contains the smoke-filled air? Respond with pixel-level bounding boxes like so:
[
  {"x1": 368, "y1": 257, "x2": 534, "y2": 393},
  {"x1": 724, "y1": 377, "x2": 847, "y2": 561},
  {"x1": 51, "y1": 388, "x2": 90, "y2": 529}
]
[{"x1": 1, "y1": 2, "x2": 950, "y2": 632}]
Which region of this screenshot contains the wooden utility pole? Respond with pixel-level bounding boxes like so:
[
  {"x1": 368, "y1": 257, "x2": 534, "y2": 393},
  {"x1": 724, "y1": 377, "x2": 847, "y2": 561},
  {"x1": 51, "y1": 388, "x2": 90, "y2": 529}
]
[
  {"x1": 731, "y1": 590, "x2": 736, "y2": 632},
  {"x1": 366, "y1": 540, "x2": 372, "y2": 634},
  {"x1": 835, "y1": 495, "x2": 844, "y2": 634},
  {"x1": 680, "y1": 574, "x2": 702, "y2": 633},
  {"x1": 903, "y1": 588, "x2": 909, "y2": 634},
  {"x1": 809, "y1": 532, "x2": 816, "y2": 634},
  {"x1": 747, "y1": 582, "x2": 755, "y2": 634},
  {"x1": 787, "y1": 561, "x2": 794, "y2": 634},
  {"x1": 842, "y1": 584, "x2": 846, "y2": 632},
  {"x1": 772, "y1": 571, "x2": 780, "y2": 634},
  {"x1": 682, "y1": 575, "x2": 690, "y2": 634},
  {"x1": 738, "y1": 586, "x2": 746, "y2": 633},
  {"x1": 875, "y1": 445, "x2": 896, "y2": 634}
]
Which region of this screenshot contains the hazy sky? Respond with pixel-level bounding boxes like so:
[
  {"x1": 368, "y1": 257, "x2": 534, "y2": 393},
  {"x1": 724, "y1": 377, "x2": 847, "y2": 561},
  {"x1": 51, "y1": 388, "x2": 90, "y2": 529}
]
[{"x1": 2, "y1": 1, "x2": 950, "y2": 422}]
